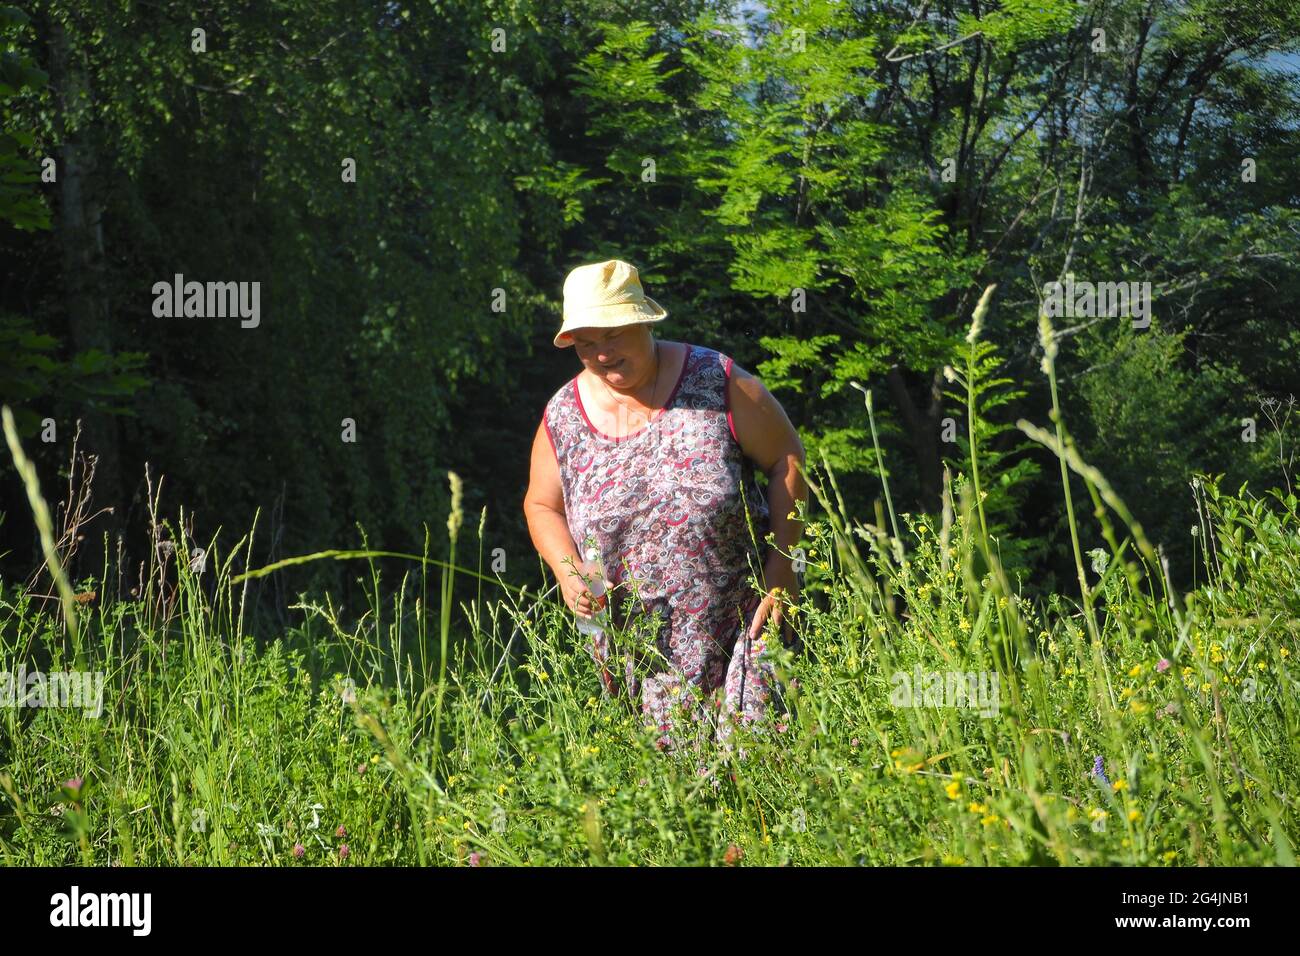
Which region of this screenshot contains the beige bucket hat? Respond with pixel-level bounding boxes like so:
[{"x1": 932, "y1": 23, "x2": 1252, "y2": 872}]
[{"x1": 554, "y1": 259, "x2": 668, "y2": 348}]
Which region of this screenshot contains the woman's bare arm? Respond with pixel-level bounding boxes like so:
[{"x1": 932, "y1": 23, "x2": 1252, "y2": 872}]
[{"x1": 523, "y1": 419, "x2": 580, "y2": 582}]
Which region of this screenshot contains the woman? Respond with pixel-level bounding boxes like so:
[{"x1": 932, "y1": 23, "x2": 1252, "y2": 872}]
[{"x1": 523, "y1": 259, "x2": 807, "y2": 757}]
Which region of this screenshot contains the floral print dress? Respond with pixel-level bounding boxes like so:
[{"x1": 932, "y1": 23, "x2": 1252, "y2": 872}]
[{"x1": 543, "y1": 343, "x2": 780, "y2": 755}]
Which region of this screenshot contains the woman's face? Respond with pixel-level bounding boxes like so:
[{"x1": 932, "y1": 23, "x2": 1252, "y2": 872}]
[{"x1": 571, "y1": 326, "x2": 651, "y2": 389}]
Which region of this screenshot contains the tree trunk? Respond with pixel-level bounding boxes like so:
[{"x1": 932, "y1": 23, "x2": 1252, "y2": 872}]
[
  {"x1": 885, "y1": 365, "x2": 945, "y2": 515},
  {"x1": 46, "y1": 13, "x2": 124, "y2": 561}
]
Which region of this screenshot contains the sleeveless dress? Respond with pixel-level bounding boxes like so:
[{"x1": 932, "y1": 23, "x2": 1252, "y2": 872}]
[{"x1": 543, "y1": 343, "x2": 778, "y2": 754}]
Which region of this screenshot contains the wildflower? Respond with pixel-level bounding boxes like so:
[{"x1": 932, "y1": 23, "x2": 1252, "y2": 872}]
[
  {"x1": 1162, "y1": 850, "x2": 1177, "y2": 862},
  {"x1": 1129, "y1": 700, "x2": 1148, "y2": 715},
  {"x1": 357, "y1": 762, "x2": 367, "y2": 776},
  {"x1": 850, "y1": 738, "x2": 860, "y2": 748},
  {"x1": 292, "y1": 843, "x2": 305, "y2": 858},
  {"x1": 1156, "y1": 658, "x2": 1170, "y2": 673},
  {"x1": 967, "y1": 802, "x2": 988, "y2": 815},
  {"x1": 1127, "y1": 810, "x2": 1140, "y2": 823},
  {"x1": 958, "y1": 617, "x2": 970, "y2": 632},
  {"x1": 339, "y1": 844, "x2": 350, "y2": 860},
  {"x1": 469, "y1": 851, "x2": 482, "y2": 867},
  {"x1": 371, "y1": 754, "x2": 380, "y2": 764},
  {"x1": 1091, "y1": 756, "x2": 1110, "y2": 788},
  {"x1": 1200, "y1": 682, "x2": 1212, "y2": 694},
  {"x1": 335, "y1": 825, "x2": 347, "y2": 839},
  {"x1": 1089, "y1": 808, "x2": 1108, "y2": 822},
  {"x1": 1281, "y1": 647, "x2": 1290, "y2": 658},
  {"x1": 723, "y1": 844, "x2": 744, "y2": 865},
  {"x1": 463, "y1": 819, "x2": 473, "y2": 830},
  {"x1": 945, "y1": 780, "x2": 962, "y2": 800},
  {"x1": 1112, "y1": 779, "x2": 1128, "y2": 792},
  {"x1": 1128, "y1": 664, "x2": 1142, "y2": 678},
  {"x1": 62, "y1": 777, "x2": 83, "y2": 797},
  {"x1": 980, "y1": 814, "x2": 999, "y2": 827},
  {"x1": 1256, "y1": 661, "x2": 1267, "y2": 671}
]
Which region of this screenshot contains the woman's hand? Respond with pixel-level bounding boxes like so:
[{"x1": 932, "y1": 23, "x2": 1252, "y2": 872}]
[
  {"x1": 746, "y1": 552, "x2": 800, "y2": 645},
  {"x1": 558, "y1": 555, "x2": 610, "y2": 619}
]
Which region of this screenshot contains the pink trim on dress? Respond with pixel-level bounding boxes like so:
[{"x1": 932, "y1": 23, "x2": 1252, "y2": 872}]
[{"x1": 724, "y1": 355, "x2": 739, "y2": 444}]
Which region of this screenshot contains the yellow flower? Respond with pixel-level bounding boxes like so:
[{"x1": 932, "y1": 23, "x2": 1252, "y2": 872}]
[
  {"x1": 1200, "y1": 682, "x2": 1212, "y2": 693},
  {"x1": 1256, "y1": 661, "x2": 1267, "y2": 671},
  {"x1": 497, "y1": 783, "x2": 507, "y2": 796},
  {"x1": 1182, "y1": 666, "x2": 1193, "y2": 677},
  {"x1": 1127, "y1": 809, "x2": 1140, "y2": 823},
  {"x1": 538, "y1": 670, "x2": 549, "y2": 682},
  {"x1": 578, "y1": 803, "x2": 588, "y2": 813},
  {"x1": 463, "y1": 819, "x2": 472, "y2": 831},
  {"x1": 958, "y1": 617, "x2": 970, "y2": 632},
  {"x1": 941, "y1": 854, "x2": 965, "y2": 866},
  {"x1": 1280, "y1": 647, "x2": 1290, "y2": 658},
  {"x1": 370, "y1": 754, "x2": 380, "y2": 764},
  {"x1": 1163, "y1": 850, "x2": 1177, "y2": 862},
  {"x1": 586, "y1": 746, "x2": 600, "y2": 755},
  {"x1": 1128, "y1": 664, "x2": 1142, "y2": 678},
  {"x1": 980, "y1": 814, "x2": 999, "y2": 827},
  {"x1": 436, "y1": 815, "x2": 448, "y2": 826},
  {"x1": 1129, "y1": 700, "x2": 1148, "y2": 715},
  {"x1": 917, "y1": 525, "x2": 928, "y2": 535},
  {"x1": 945, "y1": 780, "x2": 962, "y2": 800},
  {"x1": 1066, "y1": 807, "x2": 1078, "y2": 823},
  {"x1": 447, "y1": 775, "x2": 459, "y2": 787},
  {"x1": 1089, "y1": 808, "x2": 1108, "y2": 821},
  {"x1": 967, "y1": 802, "x2": 988, "y2": 814},
  {"x1": 1120, "y1": 687, "x2": 1134, "y2": 699},
  {"x1": 1112, "y1": 779, "x2": 1128, "y2": 792}
]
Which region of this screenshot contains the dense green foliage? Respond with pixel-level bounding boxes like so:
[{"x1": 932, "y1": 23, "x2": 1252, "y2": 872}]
[{"x1": 1, "y1": 0, "x2": 1297, "y2": 600}]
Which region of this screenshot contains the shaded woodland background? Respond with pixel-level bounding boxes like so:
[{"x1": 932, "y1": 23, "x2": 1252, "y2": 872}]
[{"x1": 2, "y1": 0, "x2": 1298, "y2": 618}]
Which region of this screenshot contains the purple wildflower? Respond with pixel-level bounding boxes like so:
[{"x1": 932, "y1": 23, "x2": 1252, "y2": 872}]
[
  {"x1": 339, "y1": 844, "x2": 349, "y2": 860},
  {"x1": 335, "y1": 824, "x2": 347, "y2": 839},
  {"x1": 1091, "y1": 755, "x2": 1110, "y2": 787},
  {"x1": 1156, "y1": 658, "x2": 1171, "y2": 673},
  {"x1": 469, "y1": 851, "x2": 482, "y2": 867},
  {"x1": 292, "y1": 843, "x2": 305, "y2": 858}
]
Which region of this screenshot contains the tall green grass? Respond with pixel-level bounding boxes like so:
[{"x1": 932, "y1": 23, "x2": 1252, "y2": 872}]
[{"x1": 1, "y1": 300, "x2": 1296, "y2": 865}]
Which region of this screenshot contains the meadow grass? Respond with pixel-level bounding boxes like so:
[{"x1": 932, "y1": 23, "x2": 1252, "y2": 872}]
[{"x1": 1, "y1": 311, "x2": 1297, "y2": 866}]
